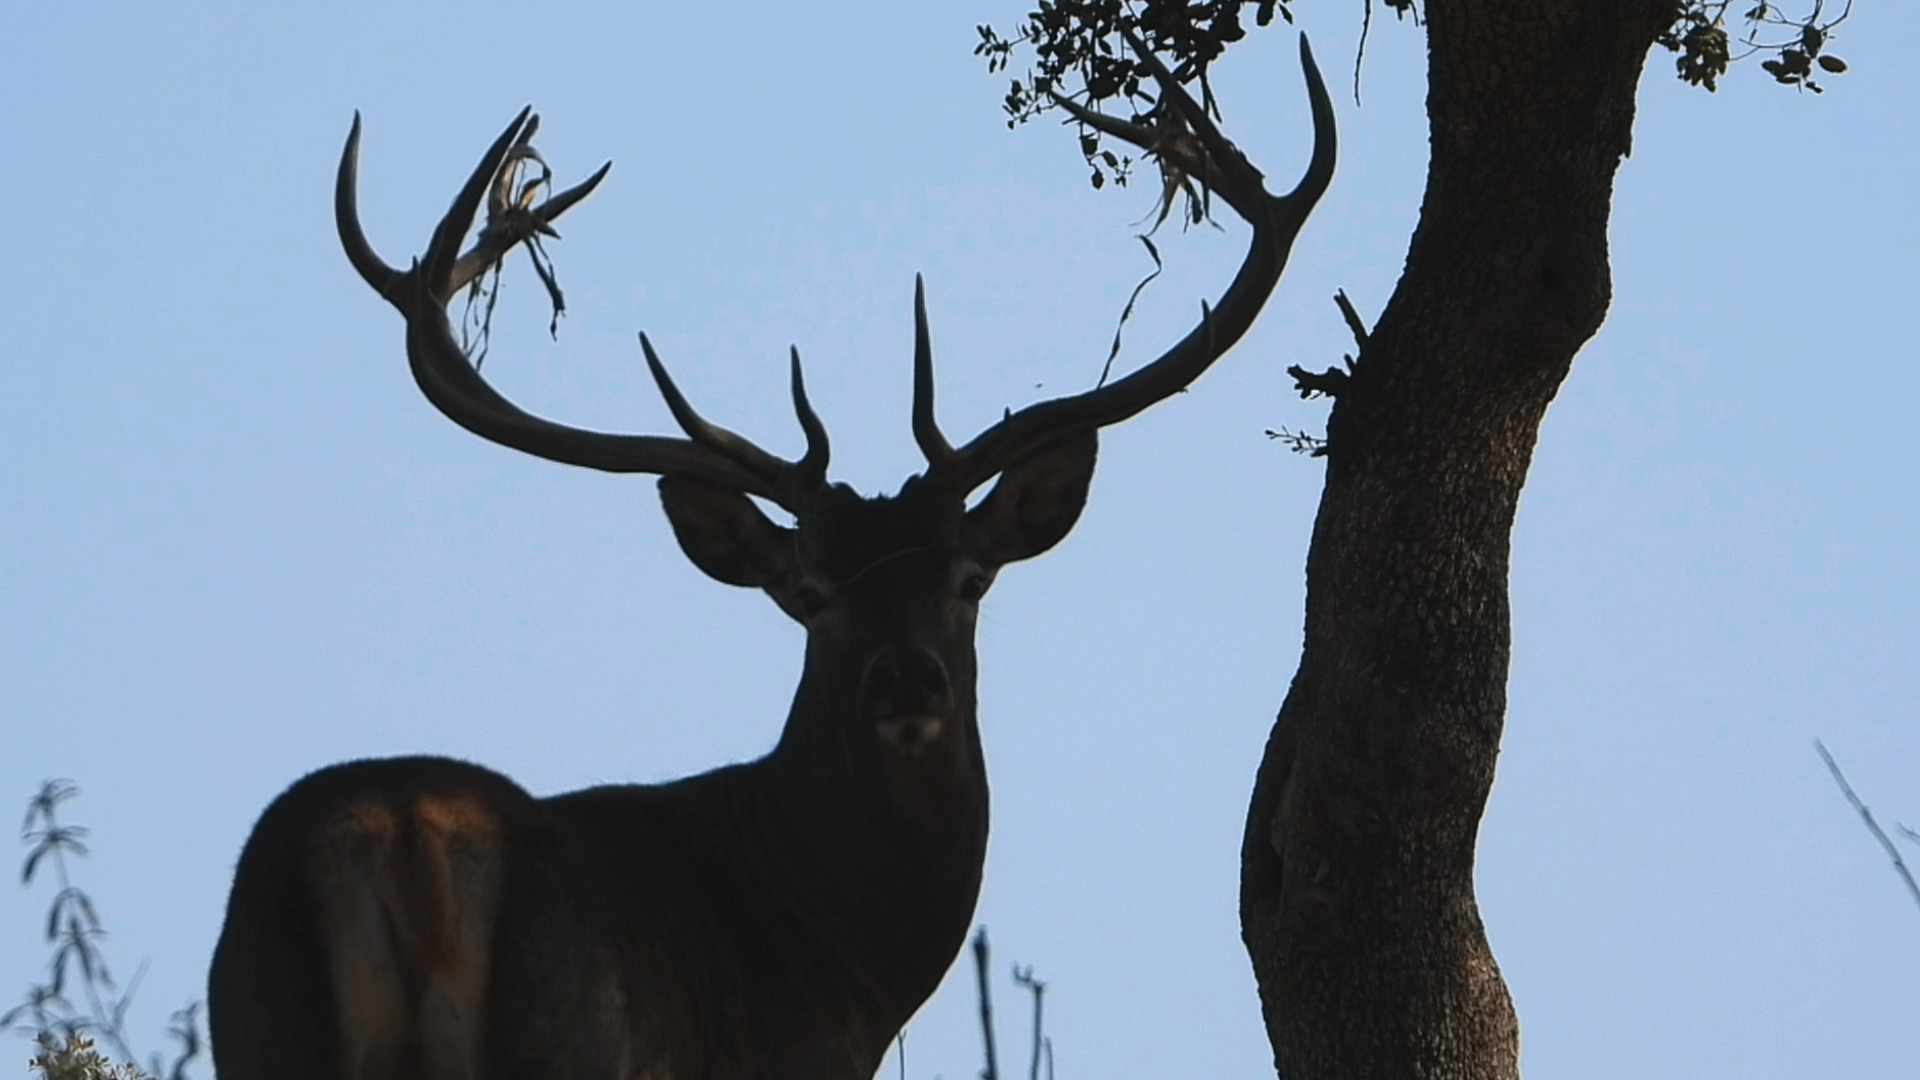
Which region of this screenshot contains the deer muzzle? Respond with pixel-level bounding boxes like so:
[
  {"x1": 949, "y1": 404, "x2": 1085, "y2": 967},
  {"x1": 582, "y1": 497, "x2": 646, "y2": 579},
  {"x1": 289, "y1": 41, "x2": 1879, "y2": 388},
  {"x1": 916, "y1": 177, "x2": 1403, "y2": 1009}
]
[{"x1": 863, "y1": 646, "x2": 954, "y2": 751}]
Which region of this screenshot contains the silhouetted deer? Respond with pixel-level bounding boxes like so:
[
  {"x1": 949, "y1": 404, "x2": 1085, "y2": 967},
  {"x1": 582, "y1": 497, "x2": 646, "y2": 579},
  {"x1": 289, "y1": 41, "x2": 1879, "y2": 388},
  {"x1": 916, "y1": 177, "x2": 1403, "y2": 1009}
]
[{"x1": 210, "y1": 35, "x2": 1333, "y2": 1080}]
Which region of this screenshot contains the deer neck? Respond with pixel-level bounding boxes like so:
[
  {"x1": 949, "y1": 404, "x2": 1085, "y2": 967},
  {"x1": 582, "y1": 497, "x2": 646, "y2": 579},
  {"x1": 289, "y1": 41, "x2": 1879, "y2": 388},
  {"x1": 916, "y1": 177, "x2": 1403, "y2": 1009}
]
[{"x1": 752, "y1": 664, "x2": 989, "y2": 1009}]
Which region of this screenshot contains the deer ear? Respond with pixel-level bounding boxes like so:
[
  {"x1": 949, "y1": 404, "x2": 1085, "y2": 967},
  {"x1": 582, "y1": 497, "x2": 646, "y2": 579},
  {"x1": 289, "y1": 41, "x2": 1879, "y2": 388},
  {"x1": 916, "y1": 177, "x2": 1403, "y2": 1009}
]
[
  {"x1": 963, "y1": 429, "x2": 1098, "y2": 567},
  {"x1": 658, "y1": 476, "x2": 795, "y2": 588}
]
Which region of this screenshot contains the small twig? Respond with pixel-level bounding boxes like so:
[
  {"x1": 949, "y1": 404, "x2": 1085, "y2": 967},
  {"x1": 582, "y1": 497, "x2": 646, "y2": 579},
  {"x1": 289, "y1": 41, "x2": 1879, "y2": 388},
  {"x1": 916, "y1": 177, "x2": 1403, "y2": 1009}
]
[
  {"x1": 1333, "y1": 289, "x2": 1370, "y2": 350},
  {"x1": 1816, "y1": 739, "x2": 1920, "y2": 914},
  {"x1": 972, "y1": 928, "x2": 998, "y2": 1080},
  {"x1": 1354, "y1": 0, "x2": 1373, "y2": 105},
  {"x1": 1012, "y1": 965, "x2": 1046, "y2": 1080},
  {"x1": 1266, "y1": 426, "x2": 1328, "y2": 457},
  {"x1": 156, "y1": 1002, "x2": 203, "y2": 1080},
  {"x1": 1286, "y1": 363, "x2": 1350, "y2": 399},
  {"x1": 1286, "y1": 294, "x2": 1366, "y2": 401}
]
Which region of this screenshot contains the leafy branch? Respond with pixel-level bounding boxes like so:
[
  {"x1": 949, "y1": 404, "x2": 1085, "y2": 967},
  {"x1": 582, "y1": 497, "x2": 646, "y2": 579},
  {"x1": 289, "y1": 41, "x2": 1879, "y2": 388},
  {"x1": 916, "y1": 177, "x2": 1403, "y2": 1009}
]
[
  {"x1": 977, "y1": 0, "x2": 1856, "y2": 203},
  {"x1": 1661, "y1": 0, "x2": 1852, "y2": 92},
  {"x1": 976, "y1": 1, "x2": 1304, "y2": 198},
  {"x1": 5, "y1": 781, "x2": 201, "y2": 1080}
]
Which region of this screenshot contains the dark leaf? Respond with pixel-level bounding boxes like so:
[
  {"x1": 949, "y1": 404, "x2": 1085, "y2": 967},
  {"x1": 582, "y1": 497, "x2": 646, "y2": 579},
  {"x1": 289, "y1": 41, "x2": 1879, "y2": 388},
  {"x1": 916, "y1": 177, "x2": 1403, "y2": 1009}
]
[
  {"x1": 23, "y1": 841, "x2": 50, "y2": 884},
  {"x1": 50, "y1": 945, "x2": 74, "y2": 993},
  {"x1": 25, "y1": 780, "x2": 79, "y2": 831},
  {"x1": 74, "y1": 888, "x2": 102, "y2": 931}
]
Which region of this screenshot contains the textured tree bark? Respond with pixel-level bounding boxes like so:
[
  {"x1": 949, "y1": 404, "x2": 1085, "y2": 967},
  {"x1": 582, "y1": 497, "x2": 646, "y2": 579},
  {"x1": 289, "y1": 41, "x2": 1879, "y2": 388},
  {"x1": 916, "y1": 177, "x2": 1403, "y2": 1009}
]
[{"x1": 1239, "y1": 1, "x2": 1678, "y2": 1076}]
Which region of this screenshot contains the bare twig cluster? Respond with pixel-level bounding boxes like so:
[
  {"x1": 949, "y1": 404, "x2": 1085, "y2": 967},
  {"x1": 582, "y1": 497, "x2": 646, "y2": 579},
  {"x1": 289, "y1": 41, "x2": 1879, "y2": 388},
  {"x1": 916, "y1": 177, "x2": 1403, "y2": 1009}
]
[
  {"x1": 1269, "y1": 289, "x2": 1367, "y2": 458},
  {"x1": 966, "y1": 928, "x2": 1055, "y2": 1080}
]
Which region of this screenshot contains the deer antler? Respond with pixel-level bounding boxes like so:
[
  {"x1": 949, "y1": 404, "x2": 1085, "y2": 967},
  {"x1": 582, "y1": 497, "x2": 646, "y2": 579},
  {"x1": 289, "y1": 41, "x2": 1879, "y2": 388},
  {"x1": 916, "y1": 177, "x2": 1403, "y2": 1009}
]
[
  {"x1": 336, "y1": 109, "x2": 830, "y2": 511},
  {"x1": 914, "y1": 34, "x2": 1335, "y2": 496}
]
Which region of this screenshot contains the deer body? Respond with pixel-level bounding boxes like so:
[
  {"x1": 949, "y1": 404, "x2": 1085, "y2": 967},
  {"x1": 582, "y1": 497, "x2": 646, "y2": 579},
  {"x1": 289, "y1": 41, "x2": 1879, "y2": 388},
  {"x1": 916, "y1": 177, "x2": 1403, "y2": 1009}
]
[
  {"x1": 212, "y1": 474, "x2": 1078, "y2": 1078},
  {"x1": 216, "y1": 746, "x2": 974, "y2": 1079},
  {"x1": 209, "y1": 34, "x2": 1332, "y2": 1080}
]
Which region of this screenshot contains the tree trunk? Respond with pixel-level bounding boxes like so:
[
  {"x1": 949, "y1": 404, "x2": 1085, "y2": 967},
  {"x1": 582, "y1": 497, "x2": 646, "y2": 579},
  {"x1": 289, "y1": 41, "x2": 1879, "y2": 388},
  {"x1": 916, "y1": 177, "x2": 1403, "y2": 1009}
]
[{"x1": 1239, "y1": 1, "x2": 1678, "y2": 1076}]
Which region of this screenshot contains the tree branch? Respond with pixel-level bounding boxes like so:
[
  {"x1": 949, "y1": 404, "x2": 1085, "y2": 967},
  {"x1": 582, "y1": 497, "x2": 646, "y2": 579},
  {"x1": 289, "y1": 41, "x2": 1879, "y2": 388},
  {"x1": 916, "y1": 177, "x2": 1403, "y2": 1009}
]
[
  {"x1": 1815, "y1": 739, "x2": 1920, "y2": 915},
  {"x1": 1333, "y1": 289, "x2": 1369, "y2": 350}
]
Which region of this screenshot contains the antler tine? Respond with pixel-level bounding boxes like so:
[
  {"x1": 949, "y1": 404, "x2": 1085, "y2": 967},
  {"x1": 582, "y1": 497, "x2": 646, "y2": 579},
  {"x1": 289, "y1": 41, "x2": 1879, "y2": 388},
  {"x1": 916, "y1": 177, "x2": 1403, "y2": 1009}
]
[
  {"x1": 1051, "y1": 33, "x2": 1330, "y2": 227},
  {"x1": 443, "y1": 158, "x2": 612, "y2": 297},
  {"x1": 339, "y1": 108, "x2": 556, "y2": 307},
  {"x1": 790, "y1": 346, "x2": 831, "y2": 491},
  {"x1": 436, "y1": 109, "x2": 612, "y2": 298},
  {"x1": 345, "y1": 104, "x2": 612, "y2": 302},
  {"x1": 929, "y1": 33, "x2": 1336, "y2": 495},
  {"x1": 1118, "y1": 28, "x2": 1269, "y2": 215},
  {"x1": 531, "y1": 162, "x2": 613, "y2": 230},
  {"x1": 1123, "y1": 31, "x2": 1335, "y2": 238},
  {"x1": 336, "y1": 112, "x2": 407, "y2": 301},
  {"x1": 911, "y1": 276, "x2": 957, "y2": 468},
  {"x1": 422, "y1": 108, "x2": 533, "y2": 302},
  {"x1": 340, "y1": 111, "x2": 785, "y2": 502},
  {"x1": 640, "y1": 334, "x2": 823, "y2": 511},
  {"x1": 487, "y1": 118, "x2": 536, "y2": 221},
  {"x1": 1282, "y1": 36, "x2": 1337, "y2": 208}
]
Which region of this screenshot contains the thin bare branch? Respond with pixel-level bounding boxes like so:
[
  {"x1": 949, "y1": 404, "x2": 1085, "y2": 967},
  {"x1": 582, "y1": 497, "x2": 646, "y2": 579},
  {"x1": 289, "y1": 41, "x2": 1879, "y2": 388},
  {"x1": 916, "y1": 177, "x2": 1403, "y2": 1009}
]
[
  {"x1": 1333, "y1": 288, "x2": 1369, "y2": 350},
  {"x1": 1012, "y1": 965, "x2": 1046, "y2": 1080},
  {"x1": 1816, "y1": 739, "x2": 1920, "y2": 914},
  {"x1": 972, "y1": 928, "x2": 999, "y2": 1080}
]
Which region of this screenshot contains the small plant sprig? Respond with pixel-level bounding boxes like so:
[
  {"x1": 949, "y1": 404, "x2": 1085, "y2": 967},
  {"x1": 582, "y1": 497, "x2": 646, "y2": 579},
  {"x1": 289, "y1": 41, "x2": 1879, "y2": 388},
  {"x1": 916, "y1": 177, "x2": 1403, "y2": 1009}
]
[
  {"x1": 28, "y1": 1032, "x2": 150, "y2": 1080},
  {"x1": 5, "y1": 781, "x2": 201, "y2": 1080}
]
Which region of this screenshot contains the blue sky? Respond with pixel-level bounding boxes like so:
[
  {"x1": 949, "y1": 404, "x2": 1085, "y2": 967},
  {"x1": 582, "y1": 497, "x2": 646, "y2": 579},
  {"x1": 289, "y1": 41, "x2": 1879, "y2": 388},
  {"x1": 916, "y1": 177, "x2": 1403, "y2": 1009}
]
[{"x1": 2, "y1": 2, "x2": 1916, "y2": 1077}]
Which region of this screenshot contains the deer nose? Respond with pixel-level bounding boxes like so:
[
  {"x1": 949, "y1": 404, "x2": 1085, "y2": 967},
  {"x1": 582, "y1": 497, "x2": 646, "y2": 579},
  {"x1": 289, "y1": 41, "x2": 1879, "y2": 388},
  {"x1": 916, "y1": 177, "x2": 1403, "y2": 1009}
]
[{"x1": 863, "y1": 646, "x2": 952, "y2": 716}]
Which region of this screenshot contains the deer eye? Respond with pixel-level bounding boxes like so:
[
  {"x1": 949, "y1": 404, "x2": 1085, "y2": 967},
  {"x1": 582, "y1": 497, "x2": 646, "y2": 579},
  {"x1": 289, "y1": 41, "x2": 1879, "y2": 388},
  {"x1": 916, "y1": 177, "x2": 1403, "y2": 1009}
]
[
  {"x1": 957, "y1": 573, "x2": 991, "y2": 603},
  {"x1": 792, "y1": 586, "x2": 832, "y2": 619}
]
